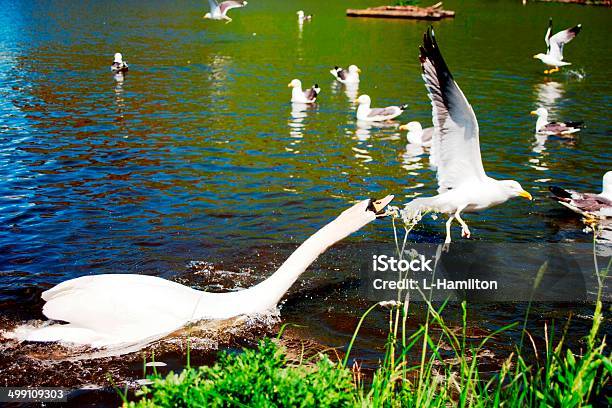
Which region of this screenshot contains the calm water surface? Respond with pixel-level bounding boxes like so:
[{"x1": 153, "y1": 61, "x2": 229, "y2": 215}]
[{"x1": 0, "y1": 0, "x2": 610, "y2": 394}]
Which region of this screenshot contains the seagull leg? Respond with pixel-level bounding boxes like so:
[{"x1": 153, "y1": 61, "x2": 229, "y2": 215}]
[
  {"x1": 224, "y1": 16, "x2": 233, "y2": 24},
  {"x1": 445, "y1": 215, "x2": 454, "y2": 244},
  {"x1": 455, "y1": 210, "x2": 471, "y2": 239}
]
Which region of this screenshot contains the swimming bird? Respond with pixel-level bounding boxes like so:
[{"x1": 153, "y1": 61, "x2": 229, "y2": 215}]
[
  {"x1": 530, "y1": 107, "x2": 583, "y2": 135},
  {"x1": 297, "y1": 10, "x2": 312, "y2": 23},
  {"x1": 330, "y1": 65, "x2": 361, "y2": 84},
  {"x1": 15, "y1": 196, "x2": 394, "y2": 348},
  {"x1": 356, "y1": 95, "x2": 407, "y2": 122},
  {"x1": 399, "y1": 121, "x2": 434, "y2": 147},
  {"x1": 288, "y1": 79, "x2": 320, "y2": 104},
  {"x1": 110, "y1": 53, "x2": 128, "y2": 73},
  {"x1": 549, "y1": 172, "x2": 612, "y2": 219},
  {"x1": 204, "y1": 0, "x2": 248, "y2": 23},
  {"x1": 533, "y1": 18, "x2": 581, "y2": 75},
  {"x1": 401, "y1": 28, "x2": 532, "y2": 244}
]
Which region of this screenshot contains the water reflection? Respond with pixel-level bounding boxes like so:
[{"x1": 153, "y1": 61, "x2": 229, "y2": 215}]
[
  {"x1": 287, "y1": 103, "x2": 310, "y2": 153},
  {"x1": 401, "y1": 143, "x2": 425, "y2": 172},
  {"x1": 534, "y1": 80, "x2": 564, "y2": 112}
]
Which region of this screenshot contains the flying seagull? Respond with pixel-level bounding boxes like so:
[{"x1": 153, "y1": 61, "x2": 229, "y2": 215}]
[
  {"x1": 549, "y1": 172, "x2": 612, "y2": 219},
  {"x1": 402, "y1": 28, "x2": 532, "y2": 244},
  {"x1": 204, "y1": 0, "x2": 248, "y2": 23},
  {"x1": 330, "y1": 65, "x2": 361, "y2": 84},
  {"x1": 530, "y1": 107, "x2": 583, "y2": 135},
  {"x1": 110, "y1": 53, "x2": 128, "y2": 73},
  {"x1": 288, "y1": 79, "x2": 320, "y2": 104},
  {"x1": 356, "y1": 95, "x2": 407, "y2": 122},
  {"x1": 533, "y1": 18, "x2": 581, "y2": 74}
]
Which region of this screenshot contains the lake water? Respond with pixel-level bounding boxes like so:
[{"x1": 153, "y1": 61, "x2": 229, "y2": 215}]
[{"x1": 0, "y1": 0, "x2": 610, "y2": 401}]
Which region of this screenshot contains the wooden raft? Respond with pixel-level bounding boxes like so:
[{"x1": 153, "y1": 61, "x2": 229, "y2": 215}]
[{"x1": 346, "y1": 2, "x2": 455, "y2": 20}]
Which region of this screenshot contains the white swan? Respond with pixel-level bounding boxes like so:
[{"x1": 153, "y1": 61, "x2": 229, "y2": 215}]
[{"x1": 15, "y1": 196, "x2": 393, "y2": 348}]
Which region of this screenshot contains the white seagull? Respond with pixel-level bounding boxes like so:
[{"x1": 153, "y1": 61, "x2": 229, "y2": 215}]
[
  {"x1": 297, "y1": 10, "x2": 312, "y2": 23},
  {"x1": 110, "y1": 53, "x2": 128, "y2": 73},
  {"x1": 288, "y1": 79, "x2": 320, "y2": 104},
  {"x1": 13, "y1": 196, "x2": 394, "y2": 348},
  {"x1": 530, "y1": 107, "x2": 583, "y2": 135},
  {"x1": 356, "y1": 94, "x2": 407, "y2": 122},
  {"x1": 402, "y1": 28, "x2": 532, "y2": 244},
  {"x1": 549, "y1": 172, "x2": 612, "y2": 219},
  {"x1": 330, "y1": 65, "x2": 361, "y2": 84},
  {"x1": 399, "y1": 121, "x2": 434, "y2": 147},
  {"x1": 533, "y1": 18, "x2": 581, "y2": 75},
  {"x1": 204, "y1": 0, "x2": 248, "y2": 23}
]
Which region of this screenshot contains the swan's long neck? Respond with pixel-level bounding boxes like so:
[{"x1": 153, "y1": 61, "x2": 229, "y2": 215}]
[{"x1": 238, "y1": 213, "x2": 372, "y2": 313}]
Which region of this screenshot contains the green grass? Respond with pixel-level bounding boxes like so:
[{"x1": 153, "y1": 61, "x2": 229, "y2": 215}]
[{"x1": 124, "y1": 233, "x2": 610, "y2": 407}]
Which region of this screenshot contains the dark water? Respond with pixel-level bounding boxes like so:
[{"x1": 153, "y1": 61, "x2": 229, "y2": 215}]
[{"x1": 0, "y1": 0, "x2": 610, "y2": 401}]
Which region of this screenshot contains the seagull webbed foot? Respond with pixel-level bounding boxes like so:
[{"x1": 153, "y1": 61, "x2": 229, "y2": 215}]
[{"x1": 461, "y1": 227, "x2": 471, "y2": 239}]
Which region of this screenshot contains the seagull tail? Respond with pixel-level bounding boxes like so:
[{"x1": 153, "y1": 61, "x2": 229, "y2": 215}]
[
  {"x1": 399, "y1": 104, "x2": 409, "y2": 111},
  {"x1": 565, "y1": 121, "x2": 584, "y2": 128},
  {"x1": 549, "y1": 186, "x2": 572, "y2": 200}
]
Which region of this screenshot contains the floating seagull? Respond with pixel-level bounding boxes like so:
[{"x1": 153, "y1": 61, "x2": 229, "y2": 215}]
[
  {"x1": 356, "y1": 95, "x2": 407, "y2": 122},
  {"x1": 297, "y1": 10, "x2": 312, "y2": 23},
  {"x1": 549, "y1": 172, "x2": 612, "y2": 219},
  {"x1": 288, "y1": 79, "x2": 320, "y2": 104},
  {"x1": 13, "y1": 196, "x2": 394, "y2": 348},
  {"x1": 110, "y1": 53, "x2": 128, "y2": 73},
  {"x1": 400, "y1": 121, "x2": 434, "y2": 147},
  {"x1": 204, "y1": 0, "x2": 248, "y2": 23},
  {"x1": 401, "y1": 28, "x2": 532, "y2": 244},
  {"x1": 531, "y1": 108, "x2": 583, "y2": 135},
  {"x1": 330, "y1": 65, "x2": 361, "y2": 84},
  {"x1": 533, "y1": 18, "x2": 581, "y2": 74}
]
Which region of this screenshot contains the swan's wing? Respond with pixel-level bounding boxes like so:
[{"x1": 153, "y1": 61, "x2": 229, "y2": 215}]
[
  {"x1": 420, "y1": 28, "x2": 487, "y2": 193},
  {"x1": 219, "y1": 1, "x2": 246, "y2": 14},
  {"x1": 545, "y1": 18, "x2": 552, "y2": 51},
  {"x1": 41, "y1": 275, "x2": 203, "y2": 337},
  {"x1": 548, "y1": 24, "x2": 581, "y2": 61}
]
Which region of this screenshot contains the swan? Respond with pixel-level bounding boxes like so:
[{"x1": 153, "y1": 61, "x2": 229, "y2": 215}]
[{"x1": 15, "y1": 196, "x2": 393, "y2": 348}]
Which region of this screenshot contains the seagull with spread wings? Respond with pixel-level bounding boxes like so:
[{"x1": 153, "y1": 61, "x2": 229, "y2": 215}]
[
  {"x1": 533, "y1": 18, "x2": 581, "y2": 75},
  {"x1": 204, "y1": 0, "x2": 248, "y2": 23},
  {"x1": 550, "y1": 172, "x2": 612, "y2": 219},
  {"x1": 402, "y1": 28, "x2": 533, "y2": 244}
]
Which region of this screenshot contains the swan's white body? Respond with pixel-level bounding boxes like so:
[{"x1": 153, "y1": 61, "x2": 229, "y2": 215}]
[{"x1": 16, "y1": 196, "x2": 393, "y2": 348}]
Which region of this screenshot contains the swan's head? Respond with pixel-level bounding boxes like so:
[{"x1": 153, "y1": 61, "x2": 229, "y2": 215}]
[
  {"x1": 399, "y1": 121, "x2": 422, "y2": 133},
  {"x1": 500, "y1": 180, "x2": 533, "y2": 201},
  {"x1": 530, "y1": 107, "x2": 548, "y2": 118},
  {"x1": 288, "y1": 79, "x2": 302, "y2": 88},
  {"x1": 113, "y1": 53, "x2": 123, "y2": 63},
  {"x1": 336, "y1": 195, "x2": 394, "y2": 228},
  {"x1": 204, "y1": 12, "x2": 212, "y2": 19},
  {"x1": 533, "y1": 53, "x2": 546, "y2": 61},
  {"x1": 602, "y1": 171, "x2": 612, "y2": 197},
  {"x1": 348, "y1": 65, "x2": 361, "y2": 74},
  {"x1": 356, "y1": 94, "x2": 371, "y2": 106}
]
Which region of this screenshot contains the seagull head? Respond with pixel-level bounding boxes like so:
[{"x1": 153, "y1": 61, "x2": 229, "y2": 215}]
[
  {"x1": 399, "y1": 121, "x2": 422, "y2": 133},
  {"x1": 530, "y1": 107, "x2": 548, "y2": 119},
  {"x1": 348, "y1": 65, "x2": 361, "y2": 74},
  {"x1": 500, "y1": 180, "x2": 533, "y2": 201},
  {"x1": 114, "y1": 53, "x2": 123, "y2": 63},
  {"x1": 356, "y1": 94, "x2": 371, "y2": 106},
  {"x1": 288, "y1": 79, "x2": 302, "y2": 89},
  {"x1": 602, "y1": 171, "x2": 612, "y2": 198},
  {"x1": 533, "y1": 53, "x2": 546, "y2": 61},
  {"x1": 203, "y1": 12, "x2": 212, "y2": 19},
  {"x1": 297, "y1": 10, "x2": 304, "y2": 18}
]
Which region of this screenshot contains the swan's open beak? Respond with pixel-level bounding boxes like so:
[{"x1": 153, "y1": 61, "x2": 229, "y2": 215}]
[
  {"x1": 368, "y1": 195, "x2": 394, "y2": 216},
  {"x1": 519, "y1": 190, "x2": 533, "y2": 201}
]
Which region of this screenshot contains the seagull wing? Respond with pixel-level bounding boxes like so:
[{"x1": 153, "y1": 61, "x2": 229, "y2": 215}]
[
  {"x1": 420, "y1": 27, "x2": 487, "y2": 193},
  {"x1": 368, "y1": 107, "x2": 399, "y2": 117},
  {"x1": 219, "y1": 1, "x2": 246, "y2": 14},
  {"x1": 208, "y1": 0, "x2": 219, "y2": 11},
  {"x1": 304, "y1": 86, "x2": 319, "y2": 101},
  {"x1": 545, "y1": 18, "x2": 553, "y2": 52},
  {"x1": 548, "y1": 24, "x2": 581, "y2": 61}
]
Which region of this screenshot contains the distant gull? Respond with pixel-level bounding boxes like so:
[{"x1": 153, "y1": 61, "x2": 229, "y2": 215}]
[
  {"x1": 400, "y1": 121, "x2": 434, "y2": 146},
  {"x1": 533, "y1": 18, "x2": 581, "y2": 74},
  {"x1": 330, "y1": 65, "x2": 361, "y2": 84},
  {"x1": 111, "y1": 53, "x2": 128, "y2": 73},
  {"x1": 288, "y1": 79, "x2": 320, "y2": 104},
  {"x1": 204, "y1": 0, "x2": 248, "y2": 23},
  {"x1": 401, "y1": 28, "x2": 532, "y2": 244},
  {"x1": 531, "y1": 107, "x2": 583, "y2": 135},
  {"x1": 297, "y1": 10, "x2": 312, "y2": 23},
  {"x1": 549, "y1": 172, "x2": 612, "y2": 219},
  {"x1": 356, "y1": 95, "x2": 407, "y2": 122}
]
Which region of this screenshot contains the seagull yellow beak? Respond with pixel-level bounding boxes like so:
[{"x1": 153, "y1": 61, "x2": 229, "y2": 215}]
[
  {"x1": 532, "y1": 55, "x2": 539, "y2": 59},
  {"x1": 518, "y1": 190, "x2": 533, "y2": 201},
  {"x1": 369, "y1": 195, "x2": 394, "y2": 215},
  {"x1": 287, "y1": 83, "x2": 293, "y2": 87},
  {"x1": 530, "y1": 111, "x2": 538, "y2": 116},
  {"x1": 357, "y1": 68, "x2": 362, "y2": 73},
  {"x1": 399, "y1": 124, "x2": 408, "y2": 131}
]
